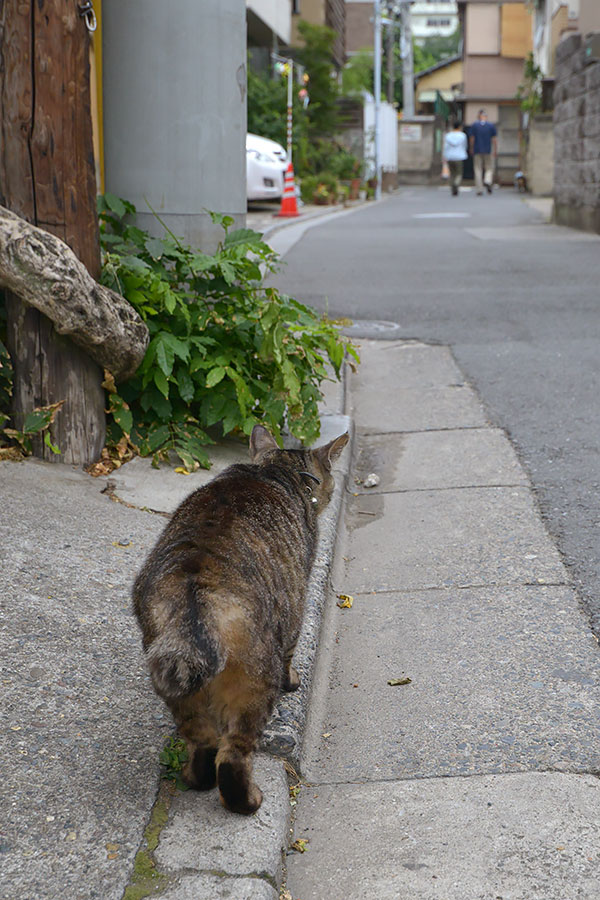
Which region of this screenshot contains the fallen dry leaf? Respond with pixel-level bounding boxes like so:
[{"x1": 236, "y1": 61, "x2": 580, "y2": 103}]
[
  {"x1": 291, "y1": 838, "x2": 309, "y2": 853},
  {"x1": 388, "y1": 677, "x2": 412, "y2": 686},
  {"x1": 336, "y1": 594, "x2": 353, "y2": 609}
]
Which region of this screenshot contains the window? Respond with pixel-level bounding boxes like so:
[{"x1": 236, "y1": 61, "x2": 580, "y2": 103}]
[
  {"x1": 427, "y1": 18, "x2": 451, "y2": 27},
  {"x1": 292, "y1": 0, "x2": 300, "y2": 14}
]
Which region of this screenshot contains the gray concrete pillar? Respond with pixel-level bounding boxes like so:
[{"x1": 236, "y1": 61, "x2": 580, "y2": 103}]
[{"x1": 102, "y1": 0, "x2": 246, "y2": 252}]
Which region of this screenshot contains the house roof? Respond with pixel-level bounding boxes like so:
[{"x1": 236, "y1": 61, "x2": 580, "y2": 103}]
[{"x1": 414, "y1": 54, "x2": 462, "y2": 83}]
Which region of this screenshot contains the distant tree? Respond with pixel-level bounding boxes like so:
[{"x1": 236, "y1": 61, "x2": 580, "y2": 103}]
[
  {"x1": 247, "y1": 65, "x2": 308, "y2": 146},
  {"x1": 295, "y1": 21, "x2": 340, "y2": 138},
  {"x1": 416, "y1": 27, "x2": 461, "y2": 66},
  {"x1": 342, "y1": 48, "x2": 374, "y2": 97},
  {"x1": 341, "y1": 25, "x2": 460, "y2": 109}
]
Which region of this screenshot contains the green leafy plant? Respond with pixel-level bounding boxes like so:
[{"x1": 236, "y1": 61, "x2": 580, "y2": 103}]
[
  {"x1": 517, "y1": 52, "x2": 543, "y2": 114},
  {"x1": 159, "y1": 736, "x2": 189, "y2": 791},
  {"x1": 1, "y1": 395, "x2": 63, "y2": 459},
  {"x1": 295, "y1": 21, "x2": 341, "y2": 139},
  {"x1": 247, "y1": 62, "x2": 308, "y2": 150},
  {"x1": 300, "y1": 173, "x2": 340, "y2": 205},
  {"x1": 98, "y1": 195, "x2": 358, "y2": 471}
]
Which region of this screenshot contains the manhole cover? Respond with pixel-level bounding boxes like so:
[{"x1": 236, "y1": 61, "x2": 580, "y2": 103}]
[{"x1": 342, "y1": 320, "x2": 403, "y2": 339}]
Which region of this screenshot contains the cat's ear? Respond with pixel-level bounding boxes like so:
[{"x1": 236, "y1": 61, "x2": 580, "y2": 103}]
[
  {"x1": 250, "y1": 424, "x2": 279, "y2": 461},
  {"x1": 314, "y1": 432, "x2": 349, "y2": 470}
]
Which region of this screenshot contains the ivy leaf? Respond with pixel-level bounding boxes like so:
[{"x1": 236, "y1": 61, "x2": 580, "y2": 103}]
[
  {"x1": 109, "y1": 394, "x2": 133, "y2": 437},
  {"x1": 103, "y1": 193, "x2": 127, "y2": 218},
  {"x1": 177, "y1": 369, "x2": 195, "y2": 404},
  {"x1": 155, "y1": 340, "x2": 175, "y2": 378},
  {"x1": 219, "y1": 261, "x2": 237, "y2": 286},
  {"x1": 145, "y1": 237, "x2": 165, "y2": 260},
  {"x1": 224, "y1": 228, "x2": 263, "y2": 248},
  {"x1": 146, "y1": 423, "x2": 171, "y2": 453},
  {"x1": 154, "y1": 369, "x2": 170, "y2": 398},
  {"x1": 205, "y1": 366, "x2": 226, "y2": 388}
]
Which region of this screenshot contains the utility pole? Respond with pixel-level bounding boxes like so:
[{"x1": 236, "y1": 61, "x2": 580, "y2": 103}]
[
  {"x1": 400, "y1": 0, "x2": 415, "y2": 117},
  {"x1": 385, "y1": 12, "x2": 395, "y2": 105},
  {"x1": 373, "y1": 0, "x2": 382, "y2": 201}
]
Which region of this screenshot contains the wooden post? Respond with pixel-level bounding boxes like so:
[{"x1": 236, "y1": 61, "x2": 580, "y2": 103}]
[{"x1": 0, "y1": 0, "x2": 106, "y2": 465}]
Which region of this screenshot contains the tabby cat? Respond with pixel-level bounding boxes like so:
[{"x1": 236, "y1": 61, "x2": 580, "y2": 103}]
[{"x1": 133, "y1": 424, "x2": 348, "y2": 814}]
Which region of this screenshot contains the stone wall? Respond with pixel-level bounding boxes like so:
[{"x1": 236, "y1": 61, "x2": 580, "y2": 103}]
[{"x1": 553, "y1": 33, "x2": 600, "y2": 233}]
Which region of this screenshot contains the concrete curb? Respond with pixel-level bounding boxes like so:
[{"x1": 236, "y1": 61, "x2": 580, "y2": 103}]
[{"x1": 261, "y1": 412, "x2": 353, "y2": 769}]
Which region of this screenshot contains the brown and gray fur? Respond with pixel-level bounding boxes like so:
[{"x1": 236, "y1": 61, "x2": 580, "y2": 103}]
[{"x1": 133, "y1": 424, "x2": 348, "y2": 814}]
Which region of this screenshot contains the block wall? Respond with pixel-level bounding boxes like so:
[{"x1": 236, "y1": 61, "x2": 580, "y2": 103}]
[{"x1": 553, "y1": 33, "x2": 600, "y2": 233}]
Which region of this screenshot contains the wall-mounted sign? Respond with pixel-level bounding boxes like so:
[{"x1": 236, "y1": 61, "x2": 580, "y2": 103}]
[{"x1": 400, "y1": 124, "x2": 422, "y2": 142}]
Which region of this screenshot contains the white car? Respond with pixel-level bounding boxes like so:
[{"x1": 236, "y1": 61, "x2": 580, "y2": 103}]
[{"x1": 246, "y1": 133, "x2": 287, "y2": 202}]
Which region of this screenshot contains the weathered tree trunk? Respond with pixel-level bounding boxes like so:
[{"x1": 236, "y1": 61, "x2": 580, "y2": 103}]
[
  {"x1": 0, "y1": 0, "x2": 107, "y2": 464},
  {"x1": 0, "y1": 205, "x2": 148, "y2": 381}
]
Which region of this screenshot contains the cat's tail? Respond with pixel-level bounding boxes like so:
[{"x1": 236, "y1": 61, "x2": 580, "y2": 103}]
[{"x1": 144, "y1": 580, "x2": 226, "y2": 700}]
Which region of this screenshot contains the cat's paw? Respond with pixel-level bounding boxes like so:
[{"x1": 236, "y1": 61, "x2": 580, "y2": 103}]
[
  {"x1": 183, "y1": 747, "x2": 217, "y2": 791},
  {"x1": 218, "y1": 762, "x2": 263, "y2": 815}
]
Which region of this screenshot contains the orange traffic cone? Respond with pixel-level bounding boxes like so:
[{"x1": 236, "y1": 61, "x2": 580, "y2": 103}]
[{"x1": 276, "y1": 162, "x2": 300, "y2": 218}]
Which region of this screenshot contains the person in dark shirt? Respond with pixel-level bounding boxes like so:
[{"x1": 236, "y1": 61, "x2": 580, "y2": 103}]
[{"x1": 469, "y1": 109, "x2": 498, "y2": 195}]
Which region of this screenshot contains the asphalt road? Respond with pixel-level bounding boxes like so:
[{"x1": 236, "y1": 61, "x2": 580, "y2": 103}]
[{"x1": 269, "y1": 186, "x2": 600, "y2": 637}]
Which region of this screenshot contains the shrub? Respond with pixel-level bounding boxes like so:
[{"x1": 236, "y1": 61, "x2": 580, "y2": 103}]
[
  {"x1": 98, "y1": 195, "x2": 358, "y2": 471},
  {"x1": 300, "y1": 173, "x2": 339, "y2": 205}
]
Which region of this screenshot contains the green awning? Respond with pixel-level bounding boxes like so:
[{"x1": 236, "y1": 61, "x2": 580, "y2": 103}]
[{"x1": 417, "y1": 89, "x2": 455, "y2": 103}]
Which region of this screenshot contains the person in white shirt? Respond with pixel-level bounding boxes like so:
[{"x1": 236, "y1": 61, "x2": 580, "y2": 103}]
[{"x1": 443, "y1": 121, "x2": 468, "y2": 196}]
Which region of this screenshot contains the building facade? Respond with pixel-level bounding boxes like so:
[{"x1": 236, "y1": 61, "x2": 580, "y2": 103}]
[
  {"x1": 345, "y1": 0, "x2": 373, "y2": 56},
  {"x1": 457, "y1": 0, "x2": 532, "y2": 183},
  {"x1": 411, "y1": 2, "x2": 459, "y2": 45},
  {"x1": 290, "y1": 0, "x2": 346, "y2": 67}
]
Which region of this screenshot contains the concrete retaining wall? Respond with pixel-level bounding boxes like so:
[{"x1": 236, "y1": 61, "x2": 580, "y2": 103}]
[
  {"x1": 553, "y1": 33, "x2": 600, "y2": 233},
  {"x1": 397, "y1": 116, "x2": 443, "y2": 185},
  {"x1": 526, "y1": 113, "x2": 554, "y2": 197}
]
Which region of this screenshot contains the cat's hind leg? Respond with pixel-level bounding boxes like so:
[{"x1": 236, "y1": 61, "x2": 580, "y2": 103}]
[
  {"x1": 214, "y1": 668, "x2": 276, "y2": 815},
  {"x1": 169, "y1": 693, "x2": 218, "y2": 791}
]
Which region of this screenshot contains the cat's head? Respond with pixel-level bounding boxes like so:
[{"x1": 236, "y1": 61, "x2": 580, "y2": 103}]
[{"x1": 249, "y1": 424, "x2": 349, "y2": 513}]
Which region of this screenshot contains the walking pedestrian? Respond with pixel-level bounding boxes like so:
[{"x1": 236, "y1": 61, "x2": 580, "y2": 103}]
[
  {"x1": 443, "y1": 121, "x2": 468, "y2": 196},
  {"x1": 469, "y1": 109, "x2": 497, "y2": 195}
]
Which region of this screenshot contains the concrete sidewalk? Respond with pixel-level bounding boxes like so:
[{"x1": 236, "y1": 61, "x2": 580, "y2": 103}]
[{"x1": 287, "y1": 340, "x2": 600, "y2": 899}]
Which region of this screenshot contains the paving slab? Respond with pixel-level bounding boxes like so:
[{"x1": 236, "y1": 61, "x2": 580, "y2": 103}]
[
  {"x1": 155, "y1": 755, "x2": 289, "y2": 882},
  {"x1": 342, "y1": 486, "x2": 567, "y2": 593},
  {"x1": 302, "y1": 585, "x2": 600, "y2": 782},
  {"x1": 348, "y1": 341, "x2": 487, "y2": 433},
  {"x1": 353, "y1": 341, "x2": 465, "y2": 390},
  {"x1": 287, "y1": 773, "x2": 600, "y2": 900},
  {"x1": 352, "y1": 429, "x2": 528, "y2": 493}
]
